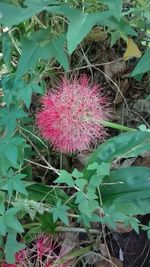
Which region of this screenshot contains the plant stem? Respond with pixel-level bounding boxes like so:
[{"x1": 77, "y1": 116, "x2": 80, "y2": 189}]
[
  {"x1": 101, "y1": 120, "x2": 135, "y2": 132},
  {"x1": 54, "y1": 245, "x2": 92, "y2": 266},
  {"x1": 56, "y1": 226, "x2": 100, "y2": 234}
]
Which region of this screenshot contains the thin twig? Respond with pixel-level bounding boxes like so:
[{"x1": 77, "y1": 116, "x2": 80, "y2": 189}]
[{"x1": 19, "y1": 129, "x2": 59, "y2": 175}]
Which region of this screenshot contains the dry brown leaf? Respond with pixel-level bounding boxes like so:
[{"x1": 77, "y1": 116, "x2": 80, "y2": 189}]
[
  {"x1": 96, "y1": 257, "x2": 123, "y2": 267},
  {"x1": 100, "y1": 243, "x2": 109, "y2": 258},
  {"x1": 113, "y1": 79, "x2": 130, "y2": 104},
  {"x1": 133, "y1": 157, "x2": 150, "y2": 168},
  {"x1": 104, "y1": 59, "x2": 126, "y2": 80},
  {"x1": 86, "y1": 26, "x2": 108, "y2": 42},
  {"x1": 123, "y1": 38, "x2": 141, "y2": 60},
  {"x1": 59, "y1": 232, "x2": 78, "y2": 256},
  {"x1": 115, "y1": 222, "x2": 132, "y2": 233}
]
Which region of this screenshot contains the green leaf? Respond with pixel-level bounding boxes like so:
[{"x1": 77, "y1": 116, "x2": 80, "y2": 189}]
[
  {"x1": 87, "y1": 162, "x2": 99, "y2": 171},
  {"x1": 5, "y1": 207, "x2": 24, "y2": 233},
  {"x1": 72, "y1": 168, "x2": 83, "y2": 179},
  {"x1": 101, "y1": 167, "x2": 150, "y2": 216},
  {"x1": 5, "y1": 232, "x2": 25, "y2": 264},
  {"x1": 88, "y1": 162, "x2": 110, "y2": 176},
  {"x1": 2, "y1": 32, "x2": 12, "y2": 69},
  {"x1": 66, "y1": 9, "x2": 111, "y2": 54},
  {"x1": 147, "y1": 230, "x2": 150, "y2": 239},
  {"x1": 131, "y1": 48, "x2": 150, "y2": 76},
  {"x1": 84, "y1": 131, "x2": 150, "y2": 180},
  {"x1": 1, "y1": 169, "x2": 28, "y2": 196},
  {"x1": 106, "y1": 17, "x2": 137, "y2": 37},
  {"x1": 75, "y1": 179, "x2": 87, "y2": 191},
  {"x1": 17, "y1": 83, "x2": 43, "y2": 108},
  {"x1": 86, "y1": 187, "x2": 98, "y2": 201},
  {"x1": 0, "y1": 1, "x2": 56, "y2": 26},
  {"x1": 89, "y1": 174, "x2": 104, "y2": 187},
  {"x1": 55, "y1": 170, "x2": 75, "y2": 187},
  {"x1": 103, "y1": 0, "x2": 122, "y2": 20},
  {"x1": 0, "y1": 106, "x2": 27, "y2": 133},
  {"x1": 78, "y1": 199, "x2": 99, "y2": 218},
  {"x1": 110, "y1": 31, "x2": 121, "y2": 46},
  {"x1": 75, "y1": 191, "x2": 86, "y2": 204},
  {"x1": 125, "y1": 217, "x2": 140, "y2": 234},
  {"x1": 27, "y1": 183, "x2": 68, "y2": 205},
  {"x1": 16, "y1": 30, "x2": 68, "y2": 79},
  {"x1": 0, "y1": 135, "x2": 26, "y2": 165},
  {"x1": 0, "y1": 217, "x2": 7, "y2": 236},
  {"x1": 51, "y1": 200, "x2": 70, "y2": 225},
  {"x1": 39, "y1": 213, "x2": 57, "y2": 234}
]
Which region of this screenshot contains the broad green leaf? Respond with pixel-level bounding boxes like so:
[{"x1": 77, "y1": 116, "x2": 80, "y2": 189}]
[
  {"x1": 84, "y1": 131, "x2": 150, "y2": 180},
  {"x1": 101, "y1": 167, "x2": 150, "y2": 216},
  {"x1": 131, "y1": 48, "x2": 150, "y2": 76},
  {"x1": 27, "y1": 183, "x2": 68, "y2": 204},
  {"x1": 109, "y1": 18, "x2": 136, "y2": 37},
  {"x1": 66, "y1": 10, "x2": 111, "y2": 54},
  {"x1": 39, "y1": 213, "x2": 57, "y2": 234},
  {"x1": 16, "y1": 30, "x2": 68, "y2": 78},
  {"x1": 103, "y1": 0, "x2": 122, "y2": 20},
  {"x1": 0, "y1": 1, "x2": 58, "y2": 26}
]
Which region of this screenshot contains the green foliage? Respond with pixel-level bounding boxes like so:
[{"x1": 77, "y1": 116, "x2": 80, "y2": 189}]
[
  {"x1": 51, "y1": 199, "x2": 70, "y2": 225},
  {"x1": 0, "y1": 0, "x2": 150, "y2": 263},
  {"x1": 132, "y1": 48, "x2": 150, "y2": 76},
  {"x1": 16, "y1": 30, "x2": 69, "y2": 78},
  {"x1": 5, "y1": 232, "x2": 25, "y2": 263}
]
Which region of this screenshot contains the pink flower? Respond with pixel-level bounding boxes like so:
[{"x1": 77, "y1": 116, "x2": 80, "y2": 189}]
[
  {"x1": 36, "y1": 75, "x2": 108, "y2": 153},
  {"x1": 1, "y1": 234, "x2": 72, "y2": 267},
  {"x1": 1, "y1": 264, "x2": 16, "y2": 267}
]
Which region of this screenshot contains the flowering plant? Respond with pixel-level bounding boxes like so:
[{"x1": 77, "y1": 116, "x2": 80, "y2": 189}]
[{"x1": 36, "y1": 75, "x2": 108, "y2": 153}]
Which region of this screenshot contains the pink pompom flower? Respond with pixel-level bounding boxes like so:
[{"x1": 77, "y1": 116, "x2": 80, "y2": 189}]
[{"x1": 36, "y1": 75, "x2": 109, "y2": 153}]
